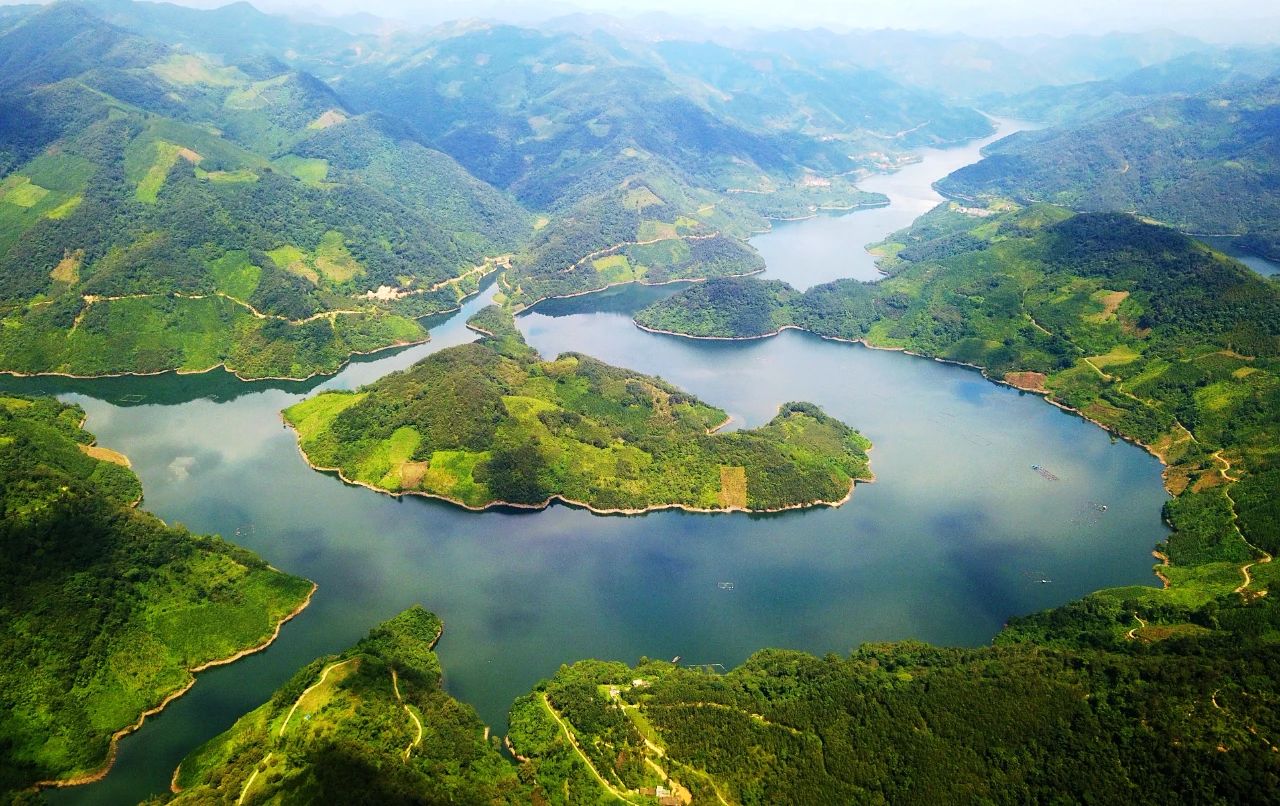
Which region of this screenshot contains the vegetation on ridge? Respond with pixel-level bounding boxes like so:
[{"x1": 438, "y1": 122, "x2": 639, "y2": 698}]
[
  {"x1": 169, "y1": 606, "x2": 530, "y2": 804},
  {"x1": 283, "y1": 306, "x2": 872, "y2": 512},
  {"x1": 0, "y1": 395, "x2": 313, "y2": 794}
]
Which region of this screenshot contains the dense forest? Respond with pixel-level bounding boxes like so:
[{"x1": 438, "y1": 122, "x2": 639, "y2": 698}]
[
  {"x1": 510, "y1": 628, "x2": 1280, "y2": 804},
  {"x1": 284, "y1": 306, "x2": 872, "y2": 512},
  {"x1": 168, "y1": 607, "x2": 530, "y2": 804},
  {"x1": 0, "y1": 395, "x2": 313, "y2": 795}
]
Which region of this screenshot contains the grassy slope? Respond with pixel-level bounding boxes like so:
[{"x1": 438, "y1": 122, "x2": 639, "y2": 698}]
[
  {"x1": 283, "y1": 306, "x2": 871, "y2": 513},
  {"x1": 0, "y1": 396, "x2": 314, "y2": 794},
  {"x1": 170, "y1": 606, "x2": 530, "y2": 804}
]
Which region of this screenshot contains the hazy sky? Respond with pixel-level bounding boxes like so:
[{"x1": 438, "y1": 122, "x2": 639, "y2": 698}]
[
  {"x1": 245, "y1": 0, "x2": 1280, "y2": 40},
  {"x1": 6, "y1": 0, "x2": 1278, "y2": 40}
]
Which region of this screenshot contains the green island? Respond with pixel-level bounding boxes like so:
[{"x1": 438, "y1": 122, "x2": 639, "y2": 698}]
[
  {"x1": 0, "y1": 395, "x2": 315, "y2": 794},
  {"x1": 638, "y1": 204, "x2": 1280, "y2": 621},
  {"x1": 283, "y1": 306, "x2": 872, "y2": 513},
  {"x1": 168, "y1": 606, "x2": 529, "y2": 804}
]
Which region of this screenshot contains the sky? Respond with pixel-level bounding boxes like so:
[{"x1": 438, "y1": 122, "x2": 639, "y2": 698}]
[
  {"x1": 242, "y1": 0, "x2": 1280, "y2": 41},
  {"x1": 3, "y1": 0, "x2": 1277, "y2": 40}
]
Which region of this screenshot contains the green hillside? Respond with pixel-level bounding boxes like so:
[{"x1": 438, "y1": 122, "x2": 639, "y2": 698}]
[
  {"x1": 170, "y1": 607, "x2": 529, "y2": 804},
  {"x1": 283, "y1": 306, "x2": 872, "y2": 513},
  {"x1": 0, "y1": 4, "x2": 530, "y2": 379},
  {"x1": 510, "y1": 634, "x2": 1280, "y2": 804},
  {"x1": 0, "y1": 395, "x2": 314, "y2": 793},
  {"x1": 938, "y1": 76, "x2": 1280, "y2": 257},
  {"x1": 335, "y1": 23, "x2": 990, "y2": 306}
]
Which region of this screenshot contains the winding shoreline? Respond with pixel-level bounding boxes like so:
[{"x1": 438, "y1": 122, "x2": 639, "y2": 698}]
[
  {"x1": 283, "y1": 412, "x2": 870, "y2": 517},
  {"x1": 633, "y1": 319, "x2": 1179, "y2": 474},
  {"x1": 32, "y1": 581, "x2": 318, "y2": 793},
  {"x1": 0, "y1": 336, "x2": 432, "y2": 384},
  {"x1": 511, "y1": 269, "x2": 767, "y2": 315}
]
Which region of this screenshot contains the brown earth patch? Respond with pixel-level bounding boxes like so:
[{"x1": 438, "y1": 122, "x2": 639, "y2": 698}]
[
  {"x1": 1003, "y1": 371, "x2": 1047, "y2": 392},
  {"x1": 50, "y1": 249, "x2": 84, "y2": 284},
  {"x1": 1086, "y1": 290, "x2": 1129, "y2": 323},
  {"x1": 718, "y1": 465, "x2": 747, "y2": 509},
  {"x1": 79, "y1": 443, "x2": 131, "y2": 468},
  {"x1": 400, "y1": 461, "x2": 428, "y2": 490}
]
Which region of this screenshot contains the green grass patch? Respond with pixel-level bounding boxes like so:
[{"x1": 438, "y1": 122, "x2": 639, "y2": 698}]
[{"x1": 208, "y1": 251, "x2": 262, "y2": 301}]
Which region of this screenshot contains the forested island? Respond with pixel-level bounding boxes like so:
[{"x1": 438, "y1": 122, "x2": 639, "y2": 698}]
[
  {"x1": 0, "y1": 396, "x2": 314, "y2": 794},
  {"x1": 284, "y1": 306, "x2": 872, "y2": 513}
]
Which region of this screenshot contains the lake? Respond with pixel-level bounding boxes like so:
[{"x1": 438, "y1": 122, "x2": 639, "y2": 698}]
[{"x1": 22, "y1": 118, "x2": 1167, "y2": 805}]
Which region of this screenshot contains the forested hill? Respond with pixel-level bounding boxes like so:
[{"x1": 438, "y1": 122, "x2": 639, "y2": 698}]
[
  {"x1": 0, "y1": 395, "x2": 314, "y2": 794},
  {"x1": 937, "y1": 75, "x2": 1280, "y2": 257},
  {"x1": 0, "y1": 2, "x2": 530, "y2": 379},
  {"x1": 170, "y1": 607, "x2": 530, "y2": 804},
  {"x1": 980, "y1": 46, "x2": 1280, "y2": 125},
  {"x1": 509, "y1": 631, "x2": 1280, "y2": 803},
  {"x1": 334, "y1": 25, "x2": 890, "y2": 307},
  {"x1": 283, "y1": 306, "x2": 872, "y2": 513}
]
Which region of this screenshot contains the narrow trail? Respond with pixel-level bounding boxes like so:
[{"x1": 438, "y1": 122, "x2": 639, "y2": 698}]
[
  {"x1": 240, "y1": 657, "x2": 359, "y2": 803},
  {"x1": 391, "y1": 667, "x2": 423, "y2": 762},
  {"x1": 1209, "y1": 689, "x2": 1280, "y2": 752},
  {"x1": 236, "y1": 752, "x2": 272, "y2": 805},
  {"x1": 1217, "y1": 468, "x2": 1272, "y2": 598},
  {"x1": 69, "y1": 255, "x2": 508, "y2": 331},
  {"x1": 541, "y1": 694, "x2": 643, "y2": 805},
  {"x1": 559, "y1": 231, "x2": 723, "y2": 274},
  {"x1": 279, "y1": 657, "x2": 358, "y2": 737},
  {"x1": 1126, "y1": 613, "x2": 1149, "y2": 640}
]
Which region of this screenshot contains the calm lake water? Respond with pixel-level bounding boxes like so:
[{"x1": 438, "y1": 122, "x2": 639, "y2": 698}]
[
  {"x1": 1201, "y1": 237, "x2": 1280, "y2": 278},
  {"x1": 753, "y1": 119, "x2": 1034, "y2": 287},
  {"x1": 25, "y1": 119, "x2": 1168, "y2": 805}
]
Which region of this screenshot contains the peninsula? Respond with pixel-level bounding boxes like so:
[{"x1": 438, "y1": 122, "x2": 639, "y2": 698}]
[
  {"x1": 0, "y1": 396, "x2": 314, "y2": 793},
  {"x1": 169, "y1": 606, "x2": 529, "y2": 804},
  {"x1": 283, "y1": 306, "x2": 872, "y2": 513}
]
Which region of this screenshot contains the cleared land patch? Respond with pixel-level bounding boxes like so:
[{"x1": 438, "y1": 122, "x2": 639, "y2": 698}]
[{"x1": 719, "y1": 465, "x2": 748, "y2": 508}]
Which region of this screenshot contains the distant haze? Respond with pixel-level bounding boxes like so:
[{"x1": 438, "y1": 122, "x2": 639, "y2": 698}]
[
  {"x1": 180, "y1": 0, "x2": 1280, "y2": 41},
  {"x1": 2, "y1": 0, "x2": 1278, "y2": 41}
]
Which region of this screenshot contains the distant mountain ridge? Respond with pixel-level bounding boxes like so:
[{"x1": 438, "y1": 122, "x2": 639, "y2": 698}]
[{"x1": 938, "y1": 74, "x2": 1280, "y2": 258}]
